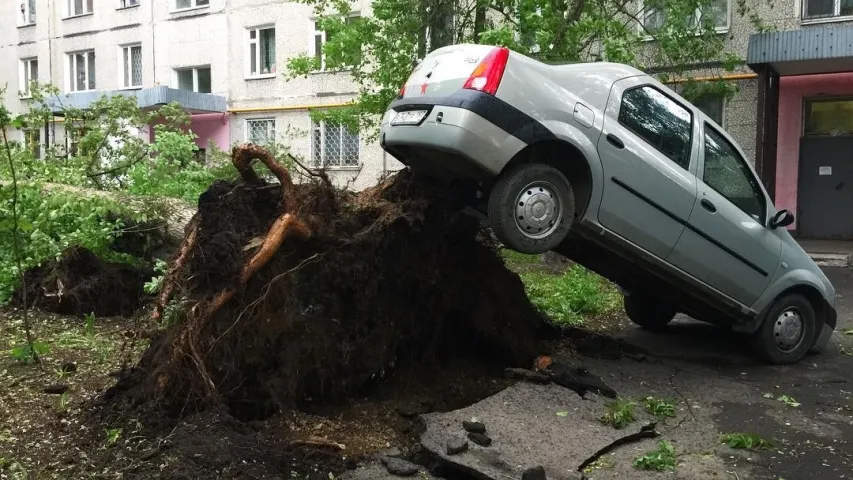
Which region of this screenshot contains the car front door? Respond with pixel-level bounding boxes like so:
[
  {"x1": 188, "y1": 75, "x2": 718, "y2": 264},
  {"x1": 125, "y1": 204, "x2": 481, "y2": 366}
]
[
  {"x1": 666, "y1": 121, "x2": 781, "y2": 307},
  {"x1": 596, "y1": 78, "x2": 700, "y2": 260}
]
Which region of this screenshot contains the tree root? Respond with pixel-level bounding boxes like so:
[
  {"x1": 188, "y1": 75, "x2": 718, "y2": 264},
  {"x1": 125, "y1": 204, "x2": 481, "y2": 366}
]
[{"x1": 157, "y1": 143, "x2": 312, "y2": 403}]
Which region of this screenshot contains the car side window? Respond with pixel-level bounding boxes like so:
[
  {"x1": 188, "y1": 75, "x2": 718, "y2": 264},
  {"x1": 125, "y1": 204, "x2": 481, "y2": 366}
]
[
  {"x1": 702, "y1": 123, "x2": 767, "y2": 224},
  {"x1": 618, "y1": 85, "x2": 693, "y2": 170}
]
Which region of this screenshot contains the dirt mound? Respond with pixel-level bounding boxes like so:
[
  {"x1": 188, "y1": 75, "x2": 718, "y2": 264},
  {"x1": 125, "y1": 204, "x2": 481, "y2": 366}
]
[
  {"x1": 111, "y1": 144, "x2": 551, "y2": 421},
  {"x1": 12, "y1": 246, "x2": 153, "y2": 317}
]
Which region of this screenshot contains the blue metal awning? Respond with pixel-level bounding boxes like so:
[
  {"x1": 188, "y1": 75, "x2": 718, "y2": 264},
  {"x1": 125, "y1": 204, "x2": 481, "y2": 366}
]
[
  {"x1": 747, "y1": 23, "x2": 853, "y2": 75},
  {"x1": 44, "y1": 86, "x2": 227, "y2": 115}
]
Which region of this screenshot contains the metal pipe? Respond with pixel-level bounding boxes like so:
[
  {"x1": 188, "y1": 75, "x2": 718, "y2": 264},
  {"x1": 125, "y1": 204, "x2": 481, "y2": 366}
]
[{"x1": 227, "y1": 102, "x2": 352, "y2": 113}]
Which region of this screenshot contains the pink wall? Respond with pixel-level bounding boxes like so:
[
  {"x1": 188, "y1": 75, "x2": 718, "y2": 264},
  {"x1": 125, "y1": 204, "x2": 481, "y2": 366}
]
[
  {"x1": 189, "y1": 113, "x2": 230, "y2": 151},
  {"x1": 147, "y1": 112, "x2": 230, "y2": 151},
  {"x1": 776, "y1": 72, "x2": 853, "y2": 229}
]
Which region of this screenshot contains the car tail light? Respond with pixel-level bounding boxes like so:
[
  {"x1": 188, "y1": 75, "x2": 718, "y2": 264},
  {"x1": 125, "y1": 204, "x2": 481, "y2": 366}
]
[
  {"x1": 463, "y1": 46, "x2": 510, "y2": 96},
  {"x1": 399, "y1": 84, "x2": 406, "y2": 97}
]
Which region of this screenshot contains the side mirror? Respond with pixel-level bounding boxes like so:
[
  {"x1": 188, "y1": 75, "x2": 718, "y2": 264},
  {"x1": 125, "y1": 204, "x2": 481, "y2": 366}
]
[{"x1": 770, "y1": 209, "x2": 795, "y2": 229}]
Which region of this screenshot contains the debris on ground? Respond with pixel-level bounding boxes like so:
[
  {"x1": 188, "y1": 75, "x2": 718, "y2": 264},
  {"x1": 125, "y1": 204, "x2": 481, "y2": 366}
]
[{"x1": 12, "y1": 246, "x2": 153, "y2": 317}]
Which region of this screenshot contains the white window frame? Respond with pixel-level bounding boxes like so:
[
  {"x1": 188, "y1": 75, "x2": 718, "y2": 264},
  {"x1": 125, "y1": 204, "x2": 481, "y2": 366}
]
[
  {"x1": 309, "y1": 13, "x2": 361, "y2": 72},
  {"x1": 638, "y1": 0, "x2": 731, "y2": 39},
  {"x1": 20, "y1": 58, "x2": 38, "y2": 97},
  {"x1": 67, "y1": 0, "x2": 94, "y2": 18},
  {"x1": 119, "y1": 44, "x2": 143, "y2": 89},
  {"x1": 19, "y1": 0, "x2": 36, "y2": 26},
  {"x1": 246, "y1": 25, "x2": 277, "y2": 79},
  {"x1": 174, "y1": 0, "x2": 209, "y2": 11},
  {"x1": 311, "y1": 120, "x2": 361, "y2": 169},
  {"x1": 66, "y1": 50, "x2": 96, "y2": 93},
  {"x1": 246, "y1": 118, "x2": 276, "y2": 145},
  {"x1": 174, "y1": 66, "x2": 212, "y2": 93},
  {"x1": 802, "y1": 0, "x2": 853, "y2": 21},
  {"x1": 118, "y1": 0, "x2": 140, "y2": 9}
]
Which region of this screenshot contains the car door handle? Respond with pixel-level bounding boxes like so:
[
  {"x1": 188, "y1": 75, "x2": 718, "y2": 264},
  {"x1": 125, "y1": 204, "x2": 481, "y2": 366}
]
[
  {"x1": 700, "y1": 198, "x2": 716, "y2": 213},
  {"x1": 606, "y1": 133, "x2": 624, "y2": 149}
]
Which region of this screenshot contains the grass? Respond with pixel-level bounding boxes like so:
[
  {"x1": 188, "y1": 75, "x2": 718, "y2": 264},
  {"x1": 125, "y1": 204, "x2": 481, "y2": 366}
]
[
  {"x1": 598, "y1": 397, "x2": 637, "y2": 429},
  {"x1": 719, "y1": 432, "x2": 774, "y2": 450},
  {"x1": 633, "y1": 440, "x2": 677, "y2": 471},
  {"x1": 501, "y1": 249, "x2": 622, "y2": 325},
  {"x1": 643, "y1": 396, "x2": 677, "y2": 418}
]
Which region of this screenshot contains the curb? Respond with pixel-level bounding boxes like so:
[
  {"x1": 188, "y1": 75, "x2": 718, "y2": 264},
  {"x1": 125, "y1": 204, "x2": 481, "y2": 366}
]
[{"x1": 807, "y1": 252, "x2": 851, "y2": 268}]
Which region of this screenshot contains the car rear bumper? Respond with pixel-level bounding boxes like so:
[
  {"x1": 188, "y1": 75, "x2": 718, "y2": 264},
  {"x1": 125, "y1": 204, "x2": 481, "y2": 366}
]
[{"x1": 379, "y1": 90, "x2": 554, "y2": 180}]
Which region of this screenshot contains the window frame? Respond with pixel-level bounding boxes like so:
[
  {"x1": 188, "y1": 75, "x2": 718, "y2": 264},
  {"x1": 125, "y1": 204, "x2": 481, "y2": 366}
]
[
  {"x1": 700, "y1": 121, "x2": 768, "y2": 225},
  {"x1": 174, "y1": 0, "x2": 209, "y2": 11},
  {"x1": 802, "y1": 0, "x2": 853, "y2": 21},
  {"x1": 20, "y1": 0, "x2": 36, "y2": 26},
  {"x1": 67, "y1": 0, "x2": 94, "y2": 18},
  {"x1": 802, "y1": 96, "x2": 853, "y2": 137},
  {"x1": 692, "y1": 93, "x2": 726, "y2": 128},
  {"x1": 20, "y1": 57, "x2": 38, "y2": 98},
  {"x1": 245, "y1": 118, "x2": 276, "y2": 145},
  {"x1": 118, "y1": 0, "x2": 141, "y2": 9},
  {"x1": 119, "y1": 44, "x2": 143, "y2": 89},
  {"x1": 67, "y1": 50, "x2": 96, "y2": 93},
  {"x1": 310, "y1": 120, "x2": 361, "y2": 169},
  {"x1": 638, "y1": 0, "x2": 731, "y2": 38},
  {"x1": 310, "y1": 14, "x2": 361, "y2": 72},
  {"x1": 174, "y1": 66, "x2": 212, "y2": 93},
  {"x1": 617, "y1": 84, "x2": 695, "y2": 172},
  {"x1": 246, "y1": 25, "x2": 277, "y2": 79}
]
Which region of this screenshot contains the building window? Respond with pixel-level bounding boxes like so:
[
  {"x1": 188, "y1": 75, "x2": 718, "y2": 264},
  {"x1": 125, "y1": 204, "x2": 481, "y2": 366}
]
[
  {"x1": 120, "y1": 44, "x2": 143, "y2": 88},
  {"x1": 175, "y1": 66, "x2": 212, "y2": 93},
  {"x1": 311, "y1": 121, "x2": 360, "y2": 168},
  {"x1": 20, "y1": 0, "x2": 36, "y2": 25},
  {"x1": 643, "y1": 0, "x2": 730, "y2": 33},
  {"x1": 246, "y1": 119, "x2": 275, "y2": 145},
  {"x1": 313, "y1": 15, "x2": 361, "y2": 71},
  {"x1": 247, "y1": 26, "x2": 276, "y2": 77},
  {"x1": 803, "y1": 0, "x2": 853, "y2": 19},
  {"x1": 67, "y1": 126, "x2": 88, "y2": 156},
  {"x1": 692, "y1": 93, "x2": 725, "y2": 127},
  {"x1": 20, "y1": 58, "x2": 38, "y2": 97},
  {"x1": 24, "y1": 129, "x2": 41, "y2": 159},
  {"x1": 68, "y1": 0, "x2": 94, "y2": 17},
  {"x1": 618, "y1": 85, "x2": 693, "y2": 170},
  {"x1": 68, "y1": 51, "x2": 96, "y2": 92},
  {"x1": 804, "y1": 97, "x2": 853, "y2": 136},
  {"x1": 119, "y1": 0, "x2": 140, "y2": 8},
  {"x1": 176, "y1": 0, "x2": 209, "y2": 9}
]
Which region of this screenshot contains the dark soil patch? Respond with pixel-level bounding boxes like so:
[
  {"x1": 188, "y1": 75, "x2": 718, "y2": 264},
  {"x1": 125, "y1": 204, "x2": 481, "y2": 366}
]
[{"x1": 12, "y1": 246, "x2": 153, "y2": 317}]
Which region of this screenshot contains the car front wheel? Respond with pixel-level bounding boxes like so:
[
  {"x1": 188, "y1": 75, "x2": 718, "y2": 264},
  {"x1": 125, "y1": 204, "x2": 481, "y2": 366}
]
[
  {"x1": 624, "y1": 294, "x2": 676, "y2": 331},
  {"x1": 753, "y1": 294, "x2": 816, "y2": 365},
  {"x1": 487, "y1": 163, "x2": 575, "y2": 254}
]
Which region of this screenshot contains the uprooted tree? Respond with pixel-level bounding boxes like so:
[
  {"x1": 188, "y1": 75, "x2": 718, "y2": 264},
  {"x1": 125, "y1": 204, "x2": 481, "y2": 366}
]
[{"x1": 112, "y1": 143, "x2": 553, "y2": 417}]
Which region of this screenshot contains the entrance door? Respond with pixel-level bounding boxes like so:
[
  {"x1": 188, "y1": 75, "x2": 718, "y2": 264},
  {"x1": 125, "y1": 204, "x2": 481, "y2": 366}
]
[{"x1": 798, "y1": 136, "x2": 853, "y2": 239}]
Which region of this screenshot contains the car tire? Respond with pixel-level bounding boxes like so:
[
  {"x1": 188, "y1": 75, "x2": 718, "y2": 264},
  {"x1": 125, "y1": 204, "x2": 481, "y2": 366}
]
[
  {"x1": 487, "y1": 163, "x2": 575, "y2": 254},
  {"x1": 624, "y1": 294, "x2": 676, "y2": 331},
  {"x1": 753, "y1": 293, "x2": 816, "y2": 365}
]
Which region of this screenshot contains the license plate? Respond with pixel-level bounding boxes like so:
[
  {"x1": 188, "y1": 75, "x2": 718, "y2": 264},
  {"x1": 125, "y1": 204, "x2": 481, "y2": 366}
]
[{"x1": 391, "y1": 110, "x2": 428, "y2": 125}]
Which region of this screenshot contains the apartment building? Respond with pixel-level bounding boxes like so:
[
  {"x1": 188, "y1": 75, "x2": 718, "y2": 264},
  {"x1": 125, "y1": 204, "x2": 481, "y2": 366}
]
[
  {"x1": 0, "y1": 0, "x2": 398, "y2": 190},
  {"x1": 2, "y1": 0, "x2": 853, "y2": 237}
]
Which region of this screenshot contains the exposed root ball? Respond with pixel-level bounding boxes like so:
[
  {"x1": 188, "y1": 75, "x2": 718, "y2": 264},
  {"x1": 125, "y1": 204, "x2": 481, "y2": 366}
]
[
  {"x1": 116, "y1": 144, "x2": 551, "y2": 420},
  {"x1": 13, "y1": 246, "x2": 153, "y2": 317}
]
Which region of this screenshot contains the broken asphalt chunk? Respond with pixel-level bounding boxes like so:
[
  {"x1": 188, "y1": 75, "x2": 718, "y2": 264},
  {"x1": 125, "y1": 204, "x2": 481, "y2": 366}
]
[
  {"x1": 467, "y1": 432, "x2": 492, "y2": 447},
  {"x1": 504, "y1": 367, "x2": 551, "y2": 384},
  {"x1": 522, "y1": 466, "x2": 547, "y2": 480},
  {"x1": 446, "y1": 437, "x2": 468, "y2": 455},
  {"x1": 384, "y1": 458, "x2": 420, "y2": 476},
  {"x1": 462, "y1": 420, "x2": 486, "y2": 434}
]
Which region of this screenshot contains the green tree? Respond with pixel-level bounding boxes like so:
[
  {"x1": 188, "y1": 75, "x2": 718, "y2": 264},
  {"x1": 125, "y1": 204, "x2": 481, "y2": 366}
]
[{"x1": 287, "y1": 0, "x2": 771, "y2": 134}]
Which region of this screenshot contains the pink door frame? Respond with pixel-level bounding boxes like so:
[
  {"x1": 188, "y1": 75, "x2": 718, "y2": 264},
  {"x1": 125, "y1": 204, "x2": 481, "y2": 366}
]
[{"x1": 775, "y1": 72, "x2": 853, "y2": 230}]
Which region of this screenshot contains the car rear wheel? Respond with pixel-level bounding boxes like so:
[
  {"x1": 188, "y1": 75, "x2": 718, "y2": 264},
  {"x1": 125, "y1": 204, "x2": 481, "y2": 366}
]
[
  {"x1": 624, "y1": 294, "x2": 676, "y2": 331},
  {"x1": 487, "y1": 163, "x2": 575, "y2": 254},
  {"x1": 753, "y1": 293, "x2": 816, "y2": 365}
]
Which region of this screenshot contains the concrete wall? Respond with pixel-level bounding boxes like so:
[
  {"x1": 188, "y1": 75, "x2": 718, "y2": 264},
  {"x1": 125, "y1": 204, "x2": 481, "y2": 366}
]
[
  {"x1": 190, "y1": 113, "x2": 230, "y2": 150},
  {"x1": 774, "y1": 73, "x2": 853, "y2": 227}
]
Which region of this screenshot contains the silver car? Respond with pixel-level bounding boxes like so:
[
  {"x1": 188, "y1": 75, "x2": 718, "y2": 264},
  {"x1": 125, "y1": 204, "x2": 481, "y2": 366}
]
[{"x1": 379, "y1": 43, "x2": 837, "y2": 365}]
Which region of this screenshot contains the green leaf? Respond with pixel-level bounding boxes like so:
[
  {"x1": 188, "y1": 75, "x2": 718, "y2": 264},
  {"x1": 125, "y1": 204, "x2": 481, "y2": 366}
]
[{"x1": 556, "y1": 411, "x2": 569, "y2": 417}]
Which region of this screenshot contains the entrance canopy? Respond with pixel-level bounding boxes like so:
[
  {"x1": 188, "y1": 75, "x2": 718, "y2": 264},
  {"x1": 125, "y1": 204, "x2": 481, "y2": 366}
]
[
  {"x1": 747, "y1": 23, "x2": 853, "y2": 76},
  {"x1": 43, "y1": 86, "x2": 227, "y2": 116}
]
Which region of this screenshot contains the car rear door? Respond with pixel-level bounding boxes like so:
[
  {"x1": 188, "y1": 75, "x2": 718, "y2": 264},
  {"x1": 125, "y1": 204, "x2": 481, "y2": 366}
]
[
  {"x1": 596, "y1": 76, "x2": 700, "y2": 260},
  {"x1": 665, "y1": 121, "x2": 781, "y2": 307}
]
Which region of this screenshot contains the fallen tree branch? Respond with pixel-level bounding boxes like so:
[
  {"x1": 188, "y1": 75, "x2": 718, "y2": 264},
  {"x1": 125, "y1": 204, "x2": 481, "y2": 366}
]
[{"x1": 577, "y1": 422, "x2": 660, "y2": 472}]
